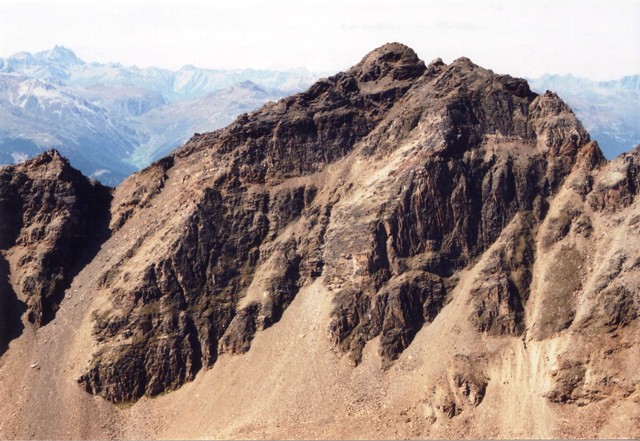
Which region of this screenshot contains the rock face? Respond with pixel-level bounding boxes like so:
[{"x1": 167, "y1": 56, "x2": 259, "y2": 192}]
[
  {"x1": 0, "y1": 43, "x2": 638, "y2": 438},
  {"x1": 0, "y1": 151, "x2": 111, "y2": 343},
  {"x1": 78, "y1": 43, "x2": 433, "y2": 401}
]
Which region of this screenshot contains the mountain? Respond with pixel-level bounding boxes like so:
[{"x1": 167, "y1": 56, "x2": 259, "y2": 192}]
[
  {"x1": 0, "y1": 150, "x2": 111, "y2": 328},
  {"x1": 0, "y1": 43, "x2": 638, "y2": 439},
  {"x1": 0, "y1": 72, "x2": 138, "y2": 184},
  {"x1": 0, "y1": 47, "x2": 319, "y2": 185},
  {"x1": 0, "y1": 45, "x2": 84, "y2": 82},
  {"x1": 529, "y1": 73, "x2": 640, "y2": 159}
]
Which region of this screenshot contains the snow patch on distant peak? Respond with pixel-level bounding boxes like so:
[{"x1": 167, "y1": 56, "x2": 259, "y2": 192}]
[
  {"x1": 91, "y1": 169, "x2": 111, "y2": 178},
  {"x1": 11, "y1": 151, "x2": 29, "y2": 163},
  {"x1": 41, "y1": 46, "x2": 84, "y2": 66}
]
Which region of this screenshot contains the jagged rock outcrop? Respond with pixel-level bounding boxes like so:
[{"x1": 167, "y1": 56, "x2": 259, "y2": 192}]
[
  {"x1": 427, "y1": 354, "x2": 490, "y2": 419},
  {"x1": 78, "y1": 43, "x2": 433, "y2": 402},
  {"x1": 1, "y1": 43, "x2": 638, "y2": 439},
  {"x1": 0, "y1": 151, "x2": 111, "y2": 336},
  {"x1": 71, "y1": 43, "x2": 634, "y2": 404}
]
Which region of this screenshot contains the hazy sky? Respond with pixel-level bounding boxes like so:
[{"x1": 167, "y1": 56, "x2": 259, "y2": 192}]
[{"x1": 1, "y1": 0, "x2": 638, "y2": 80}]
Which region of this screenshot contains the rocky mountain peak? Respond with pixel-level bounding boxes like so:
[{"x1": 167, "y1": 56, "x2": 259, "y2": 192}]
[
  {"x1": 350, "y1": 42, "x2": 426, "y2": 83},
  {"x1": 450, "y1": 56, "x2": 476, "y2": 68},
  {"x1": 0, "y1": 44, "x2": 638, "y2": 439},
  {"x1": 0, "y1": 150, "x2": 111, "y2": 327},
  {"x1": 24, "y1": 148, "x2": 67, "y2": 167},
  {"x1": 11, "y1": 149, "x2": 88, "y2": 183},
  {"x1": 45, "y1": 46, "x2": 83, "y2": 66},
  {"x1": 76, "y1": 44, "x2": 611, "y2": 404}
]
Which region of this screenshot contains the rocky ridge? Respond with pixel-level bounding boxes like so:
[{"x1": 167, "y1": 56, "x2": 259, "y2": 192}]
[
  {"x1": 0, "y1": 43, "x2": 638, "y2": 438},
  {"x1": 0, "y1": 150, "x2": 110, "y2": 340}
]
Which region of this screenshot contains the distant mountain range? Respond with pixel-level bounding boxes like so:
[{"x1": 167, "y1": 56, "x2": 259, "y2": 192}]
[
  {"x1": 528, "y1": 73, "x2": 640, "y2": 158},
  {"x1": 0, "y1": 46, "x2": 637, "y2": 185},
  {"x1": 0, "y1": 46, "x2": 316, "y2": 100},
  {"x1": 0, "y1": 71, "x2": 139, "y2": 181},
  {"x1": 0, "y1": 46, "x2": 320, "y2": 185}
]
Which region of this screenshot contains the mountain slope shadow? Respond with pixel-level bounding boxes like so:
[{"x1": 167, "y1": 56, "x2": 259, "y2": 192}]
[
  {"x1": 0, "y1": 255, "x2": 26, "y2": 356},
  {"x1": 0, "y1": 149, "x2": 113, "y2": 332},
  {"x1": 34, "y1": 182, "x2": 113, "y2": 327}
]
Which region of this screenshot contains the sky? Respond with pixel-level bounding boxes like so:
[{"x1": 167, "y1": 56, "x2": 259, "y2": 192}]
[{"x1": 0, "y1": 0, "x2": 638, "y2": 80}]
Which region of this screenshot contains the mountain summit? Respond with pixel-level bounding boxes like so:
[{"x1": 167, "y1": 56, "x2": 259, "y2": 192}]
[
  {"x1": 0, "y1": 43, "x2": 638, "y2": 439},
  {"x1": 38, "y1": 45, "x2": 84, "y2": 67}
]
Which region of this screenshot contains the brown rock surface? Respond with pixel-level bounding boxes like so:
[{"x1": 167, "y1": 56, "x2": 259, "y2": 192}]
[
  {"x1": 0, "y1": 150, "x2": 110, "y2": 332},
  {"x1": 0, "y1": 43, "x2": 638, "y2": 439}
]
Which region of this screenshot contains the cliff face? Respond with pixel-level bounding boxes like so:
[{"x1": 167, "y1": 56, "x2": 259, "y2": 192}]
[
  {"x1": 0, "y1": 151, "x2": 111, "y2": 351},
  {"x1": 0, "y1": 43, "x2": 638, "y2": 439},
  {"x1": 76, "y1": 43, "x2": 599, "y2": 402}
]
